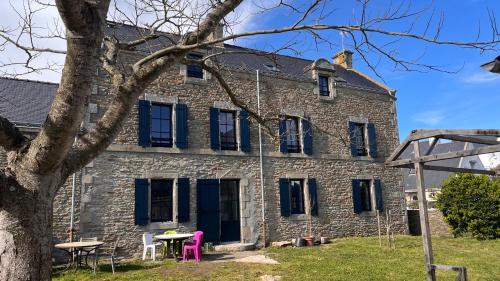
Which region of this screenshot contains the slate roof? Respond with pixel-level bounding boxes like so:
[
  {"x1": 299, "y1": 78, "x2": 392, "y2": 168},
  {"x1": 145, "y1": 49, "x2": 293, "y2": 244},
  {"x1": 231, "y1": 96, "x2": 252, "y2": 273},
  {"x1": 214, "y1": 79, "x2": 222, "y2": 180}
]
[
  {"x1": 402, "y1": 141, "x2": 485, "y2": 191},
  {"x1": 0, "y1": 77, "x2": 58, "y2": 126},
  {"x1": 105, "y1": 22, "x2": 389, "y2": 93}
]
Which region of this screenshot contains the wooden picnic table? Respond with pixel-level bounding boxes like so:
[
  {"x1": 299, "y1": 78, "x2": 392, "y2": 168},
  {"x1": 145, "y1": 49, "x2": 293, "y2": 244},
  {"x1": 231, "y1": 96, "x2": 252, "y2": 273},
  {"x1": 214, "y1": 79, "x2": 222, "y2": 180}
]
[
  {"x1": 154, "y1": 233, "x2": 194, "y2": 261},
  {"x1": 55, "y1": 241, "x2": 104, "y2": 272}
]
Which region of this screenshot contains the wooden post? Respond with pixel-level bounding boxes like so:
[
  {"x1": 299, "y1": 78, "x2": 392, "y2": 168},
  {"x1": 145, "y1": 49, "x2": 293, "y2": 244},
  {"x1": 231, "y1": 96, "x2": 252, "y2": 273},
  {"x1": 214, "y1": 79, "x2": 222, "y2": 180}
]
[
  {"x1": 414, "y1": 141, "x2": 436, "y2": 281},
  {"x1": 377, "y1": 211, "x2": 382, "y2": 248}
]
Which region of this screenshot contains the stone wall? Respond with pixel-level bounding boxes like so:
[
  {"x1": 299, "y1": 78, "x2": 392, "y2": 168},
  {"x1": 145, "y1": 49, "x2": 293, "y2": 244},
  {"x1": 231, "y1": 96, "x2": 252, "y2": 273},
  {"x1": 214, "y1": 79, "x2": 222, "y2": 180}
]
[{"x1": 67, "y1": 52, "x2": 407, "y2": 258}]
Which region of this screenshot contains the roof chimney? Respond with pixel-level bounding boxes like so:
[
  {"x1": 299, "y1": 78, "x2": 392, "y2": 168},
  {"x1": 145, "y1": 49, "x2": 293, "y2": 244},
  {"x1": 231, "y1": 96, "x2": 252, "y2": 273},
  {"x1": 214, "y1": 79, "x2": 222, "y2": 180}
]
[
  {"x1": 333, "y1": 49, "x2": 353, "y2": 69},
  {"x1": 208, "y1": 23, "x2": 224, "y2": 48}
]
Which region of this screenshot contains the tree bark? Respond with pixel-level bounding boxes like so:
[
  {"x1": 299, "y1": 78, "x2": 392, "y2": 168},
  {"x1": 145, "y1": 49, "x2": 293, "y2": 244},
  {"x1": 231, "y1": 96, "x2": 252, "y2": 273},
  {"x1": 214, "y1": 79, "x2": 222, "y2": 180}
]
[{"x1": 0, "y1": 168, "x2": 61, "y2": 281}]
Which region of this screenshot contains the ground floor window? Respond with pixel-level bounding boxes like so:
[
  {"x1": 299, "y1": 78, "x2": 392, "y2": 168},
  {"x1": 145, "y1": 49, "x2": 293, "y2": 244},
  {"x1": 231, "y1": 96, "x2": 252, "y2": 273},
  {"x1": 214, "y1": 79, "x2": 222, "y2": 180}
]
[
  {"x1": 290, "y1": 179, "x2": 305, "y2": 214},
  {"x1": 150, "y1": 179, "x2": 173, "y2": 222}
]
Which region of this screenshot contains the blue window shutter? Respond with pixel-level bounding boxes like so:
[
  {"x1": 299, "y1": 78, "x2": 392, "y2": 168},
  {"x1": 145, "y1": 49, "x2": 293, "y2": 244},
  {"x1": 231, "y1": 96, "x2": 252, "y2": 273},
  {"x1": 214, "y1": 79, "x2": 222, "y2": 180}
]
[
  {"x1": 352, "y1": 179, "x2": 362, "y2": 214},
  {"x1": 279, "y1": 178, "x2": 291, "y2": 217},
  {"x1": 134, "y1": 178, "x2": 149, "y2": 225},
  {"x1": 177, "y1": 178, "x2": 190, "y2": 222},
  {"x1": 279, "y1": 115, "x2": 287, "y2": 153},
  {"x1": 302, "y1": 118, "x2": 313, "y2": 155},
  {"x1": 348, "y1": 121, "x2": 357, "y2": 156},
  {"x1": 175, "y1": 103, "x2": 188, "y2": 149},
  {"x1": 374, "y1": 179, "x2": 383, "y2": 211},
  {"x1": 367, "y1": 123, "x2": 378, "y2": 158},
  {"x1": 138, "y1": 100, "x2": 151, "y2": 147},
  {"x1": 239, "y1": 111, "x2": 251, "y2": 152},
  {"x1": 308, "y1": 178, "x2": 318, "y2": 216},
  {"x1": 209, "y1": 107, "x2": 220, "y2": 150}
]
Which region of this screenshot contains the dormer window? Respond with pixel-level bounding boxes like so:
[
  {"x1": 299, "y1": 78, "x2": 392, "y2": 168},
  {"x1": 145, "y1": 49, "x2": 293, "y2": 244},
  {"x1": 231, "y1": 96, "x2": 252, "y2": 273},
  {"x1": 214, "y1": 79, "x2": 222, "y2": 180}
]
[
  {"x1": 186, "y1": 53, "x2": 204, "y2": 79},
  {"x1": 264, "y1": 63, "x2": 280, "y2": 72},
  {"x1": 318, "y1": 75, "x2": 330, "y2": 96}
]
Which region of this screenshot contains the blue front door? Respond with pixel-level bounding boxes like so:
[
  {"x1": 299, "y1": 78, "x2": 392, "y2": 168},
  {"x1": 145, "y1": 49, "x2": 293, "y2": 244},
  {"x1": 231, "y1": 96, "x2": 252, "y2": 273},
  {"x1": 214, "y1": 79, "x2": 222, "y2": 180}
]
[{"x1": 197, "y1": 179, "x2": 220, "y2": 243}]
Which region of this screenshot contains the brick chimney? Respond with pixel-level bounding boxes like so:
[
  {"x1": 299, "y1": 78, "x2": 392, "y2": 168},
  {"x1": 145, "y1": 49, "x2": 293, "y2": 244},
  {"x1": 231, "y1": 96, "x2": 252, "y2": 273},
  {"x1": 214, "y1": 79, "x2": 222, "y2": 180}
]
[
  {"x1": 333, "y1": 49, "x2": 353, "y2": 69},
  {"x1": 208, "y1": 23, "x2": 224, "y2": 48}
]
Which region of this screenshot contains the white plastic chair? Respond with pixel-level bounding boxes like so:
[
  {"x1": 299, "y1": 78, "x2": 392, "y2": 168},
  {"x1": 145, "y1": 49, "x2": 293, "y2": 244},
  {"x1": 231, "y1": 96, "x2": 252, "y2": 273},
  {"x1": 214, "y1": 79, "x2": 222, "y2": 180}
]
[{"x1": 142, "y1": 233, "x2": 162, "y2": 261}]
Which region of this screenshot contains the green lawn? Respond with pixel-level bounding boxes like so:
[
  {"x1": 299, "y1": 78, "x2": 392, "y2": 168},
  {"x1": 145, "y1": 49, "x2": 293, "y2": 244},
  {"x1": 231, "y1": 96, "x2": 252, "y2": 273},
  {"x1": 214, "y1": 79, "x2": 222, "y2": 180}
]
[{"x1": 53, "y1": 236, "x2": 500, "y2": 281}]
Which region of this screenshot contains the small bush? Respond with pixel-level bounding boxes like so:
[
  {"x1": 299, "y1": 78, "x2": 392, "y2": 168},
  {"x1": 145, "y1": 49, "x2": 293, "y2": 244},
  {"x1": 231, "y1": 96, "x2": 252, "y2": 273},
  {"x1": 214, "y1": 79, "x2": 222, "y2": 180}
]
[{"x1": 435, "y1": 173, "x2": 500, "y2": 240}]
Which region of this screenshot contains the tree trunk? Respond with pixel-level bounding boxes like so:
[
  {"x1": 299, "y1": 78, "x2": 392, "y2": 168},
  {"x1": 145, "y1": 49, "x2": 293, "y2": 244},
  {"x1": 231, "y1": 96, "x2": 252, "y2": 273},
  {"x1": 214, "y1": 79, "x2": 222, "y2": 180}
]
[{"x1": 0, "y1": 169, "x2": 59, "y2": 281}]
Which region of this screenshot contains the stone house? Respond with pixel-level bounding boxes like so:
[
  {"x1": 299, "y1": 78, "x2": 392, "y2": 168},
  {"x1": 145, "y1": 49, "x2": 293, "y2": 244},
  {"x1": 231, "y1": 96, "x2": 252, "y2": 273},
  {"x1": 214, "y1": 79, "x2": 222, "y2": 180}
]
[{"x1": 0, "y1": 22, "x2": 407, "y2": 258}]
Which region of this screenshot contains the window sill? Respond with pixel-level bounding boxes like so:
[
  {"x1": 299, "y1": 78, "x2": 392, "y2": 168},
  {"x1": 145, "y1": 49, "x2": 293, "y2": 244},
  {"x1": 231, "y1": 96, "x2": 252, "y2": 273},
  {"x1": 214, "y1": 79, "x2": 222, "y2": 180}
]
[
  {"x1": 287, "y1": 214, "x2": 308, "y2": 221},
  {"x1": 147, "y1": 221, "x2": 178, "y2": 230},
  {"x1": 204, "y1": 149, "x2": 246, "y2": 156},
  {"x1": 318, "y1": 95, "x2": 336, "y2": 103},
  {"x1": 351, "y1": 155, "x2": 374, "y2": 161},
  {"x1": 184, "y1": 77, "x2": 207, "y2": 85},
  {"x1": 358, "y1": 211, "x2": 377, "y2": 217}
]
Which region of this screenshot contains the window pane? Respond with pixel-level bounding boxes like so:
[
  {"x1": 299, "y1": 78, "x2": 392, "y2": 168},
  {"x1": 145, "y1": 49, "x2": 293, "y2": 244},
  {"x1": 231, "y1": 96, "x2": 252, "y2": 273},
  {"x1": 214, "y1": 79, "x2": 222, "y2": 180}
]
[
  {"x1": 151, "y1": 105, "x2": 162, "y2": 118},
  {"x1": 285, "y1": 117, "x2": 301, "y2": 153},
  {"x1": 290, "y1": 179, "x2": 305, "y2": 214},
  {"x1": 187, "y1": 54, "x2": 204, "y2": 79},
  {"x1": 150, "y1": 179, "x2": 173, "y2": 222},
  {"x1": 319, "y1": 75, "x2": 329, "y2": 96},
  {"x1": 360, "y1": 180, "x2": 372, "y2": 211},
  {"x1": 151, "y1": 103, "x2": 173, "y2": 147},
  {"x1": 352, "y1": 123, "x2": 367, "y2": 156},
  {"x1": 219, "y1": 111, "x2": 237, "y2": 150}
]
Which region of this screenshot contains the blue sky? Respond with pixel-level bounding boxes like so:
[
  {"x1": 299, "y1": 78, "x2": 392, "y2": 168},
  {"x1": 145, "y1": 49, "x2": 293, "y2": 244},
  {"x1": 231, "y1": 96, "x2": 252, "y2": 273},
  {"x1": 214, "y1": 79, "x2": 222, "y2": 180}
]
[{"x1": 231, "y1": 0, "x2": 500, "y2": 139}]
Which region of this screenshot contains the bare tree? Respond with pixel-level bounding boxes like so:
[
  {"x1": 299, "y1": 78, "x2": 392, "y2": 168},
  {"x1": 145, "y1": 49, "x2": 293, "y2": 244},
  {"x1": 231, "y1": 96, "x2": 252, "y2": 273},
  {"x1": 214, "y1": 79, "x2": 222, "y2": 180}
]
[{"x1": 0, "y1": 0, "x2": 498, "y2": 279}]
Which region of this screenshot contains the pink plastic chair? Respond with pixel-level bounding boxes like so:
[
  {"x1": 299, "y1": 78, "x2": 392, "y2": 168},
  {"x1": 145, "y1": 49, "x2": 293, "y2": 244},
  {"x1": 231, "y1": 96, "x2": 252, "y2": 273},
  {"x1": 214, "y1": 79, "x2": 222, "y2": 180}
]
[{"x1": 182, "y1": 231, "x2": 203, "y2": 262}]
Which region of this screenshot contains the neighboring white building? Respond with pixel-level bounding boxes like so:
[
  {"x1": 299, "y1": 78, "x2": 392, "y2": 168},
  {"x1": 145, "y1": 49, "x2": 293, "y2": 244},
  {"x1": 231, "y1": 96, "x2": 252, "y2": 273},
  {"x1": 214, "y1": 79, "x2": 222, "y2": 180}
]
[
  {"x1": 479, "y1": 137, "x2": 500, "y2": 170},
  {"x1": 402, "y1": 139, "x2": 486, "y2": 210}
]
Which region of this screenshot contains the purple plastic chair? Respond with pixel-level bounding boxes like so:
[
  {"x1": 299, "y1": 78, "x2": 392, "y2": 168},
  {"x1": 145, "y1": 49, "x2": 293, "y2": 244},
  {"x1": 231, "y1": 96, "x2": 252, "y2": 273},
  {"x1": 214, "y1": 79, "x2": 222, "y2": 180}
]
[{"x1": 182, "y1": 231, "x2": 203, "y2": 262}]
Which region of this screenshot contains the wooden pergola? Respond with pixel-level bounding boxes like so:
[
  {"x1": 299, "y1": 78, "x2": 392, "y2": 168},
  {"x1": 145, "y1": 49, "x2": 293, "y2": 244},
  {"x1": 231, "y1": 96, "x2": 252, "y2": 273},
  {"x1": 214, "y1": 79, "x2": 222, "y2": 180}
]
[{"x1": 385, "y1": 129, "x2": 500, "y2": 281}]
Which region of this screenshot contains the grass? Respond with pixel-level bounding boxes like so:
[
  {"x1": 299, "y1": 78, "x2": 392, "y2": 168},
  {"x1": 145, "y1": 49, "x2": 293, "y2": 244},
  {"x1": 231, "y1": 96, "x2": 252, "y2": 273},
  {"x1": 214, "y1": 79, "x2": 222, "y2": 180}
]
[{"x1": 53, "y1": 236, "x2": 500, "y2": 281}]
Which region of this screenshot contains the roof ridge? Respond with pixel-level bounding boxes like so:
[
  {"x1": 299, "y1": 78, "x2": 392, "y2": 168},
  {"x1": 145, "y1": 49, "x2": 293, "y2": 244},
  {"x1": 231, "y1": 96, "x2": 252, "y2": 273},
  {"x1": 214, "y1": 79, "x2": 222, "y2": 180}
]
[
  {"x1": 0, "y1": 76, "x2": 59, "y2": 86},
  {"x1": 105, "y1": 21, "x2": 314, "y2": 63},
  {"x1": 223, "y1": 43, "x2": 314, "y2": 63}
]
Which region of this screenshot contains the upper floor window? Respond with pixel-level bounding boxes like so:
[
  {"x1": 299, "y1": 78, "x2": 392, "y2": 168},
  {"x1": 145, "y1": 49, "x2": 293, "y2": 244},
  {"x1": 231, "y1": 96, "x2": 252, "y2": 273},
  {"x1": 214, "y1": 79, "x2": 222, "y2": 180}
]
[
  {"x1": 285, "y1": 116, "x2": 301, "y2": 153},
  {"x1": 210, "y1": 107, "x2": 251, "y2": 152},
  {"x1": 318, "y1": 75, "x2": 330, "y2": 96},
  {"x1": 138, "y1": 100, "x2": 188, "y2": 149},
  {"x1": 348, "y1": 121, "x2": 377, "y2": 158},
  {"x1": 351, "y1": 122, "x2": 367, "y2": 156},
  {"x1": 219, "y1": 110, "x2": 237, "y2": 150},
  {"x1": 151, "y1": 103, "x2": 173, "y2": 147},
  {"x1": 186, "y1": 53, "x2": 204, "y2": 79},
  {"x1": 279, "y1": 115, "x2": 313, "y2": 155},
  {"x1": 150, "y1": 179, "x2": 173, "y2": 222}
]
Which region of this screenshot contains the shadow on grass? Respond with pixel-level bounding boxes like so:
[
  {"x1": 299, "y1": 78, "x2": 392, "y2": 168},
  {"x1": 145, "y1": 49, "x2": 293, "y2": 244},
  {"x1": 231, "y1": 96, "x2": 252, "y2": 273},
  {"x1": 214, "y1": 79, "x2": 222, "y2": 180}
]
[{"x1": 52, "y1": 260, "x2": 166, "y2": 278}]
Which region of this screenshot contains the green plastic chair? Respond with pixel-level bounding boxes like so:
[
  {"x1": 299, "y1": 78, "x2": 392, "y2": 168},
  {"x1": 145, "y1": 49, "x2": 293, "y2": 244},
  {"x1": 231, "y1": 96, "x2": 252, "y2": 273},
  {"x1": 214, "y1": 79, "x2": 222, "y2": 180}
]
[{"x1": 162, "y1": 230, "x2": 177, "y2": 257}]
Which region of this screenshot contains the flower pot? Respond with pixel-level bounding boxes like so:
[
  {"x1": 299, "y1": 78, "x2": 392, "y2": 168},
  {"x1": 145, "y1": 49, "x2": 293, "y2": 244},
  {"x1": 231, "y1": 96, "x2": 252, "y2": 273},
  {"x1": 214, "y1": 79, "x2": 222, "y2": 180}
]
[
  {"x1": 295, "y1": 237, "x2": 306, "y2": 247},
  {"x1": 303, "y1": 236, "x2": 314, "y2": 246}
]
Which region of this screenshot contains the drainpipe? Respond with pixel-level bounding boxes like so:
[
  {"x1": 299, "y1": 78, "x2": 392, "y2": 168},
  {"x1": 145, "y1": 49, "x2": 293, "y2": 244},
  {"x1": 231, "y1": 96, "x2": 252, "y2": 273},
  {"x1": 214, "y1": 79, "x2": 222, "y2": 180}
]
[
  {"x1": 69, "y1": 170, "x2": 76, "y2": 242},
  {"x1": 256, "y1": 70, "x2": 267, "y2": 247}
]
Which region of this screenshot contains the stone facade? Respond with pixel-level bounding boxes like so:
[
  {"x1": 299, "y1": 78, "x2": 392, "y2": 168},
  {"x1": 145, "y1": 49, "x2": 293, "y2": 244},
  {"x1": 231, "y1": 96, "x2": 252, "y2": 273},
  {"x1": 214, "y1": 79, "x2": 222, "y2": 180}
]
[
  {"x1": 65, "y1": 45, "x2": 407, "y2": 258},
  {"x1": 1, "y1": 44, "x2": 407, "y2": 260}
]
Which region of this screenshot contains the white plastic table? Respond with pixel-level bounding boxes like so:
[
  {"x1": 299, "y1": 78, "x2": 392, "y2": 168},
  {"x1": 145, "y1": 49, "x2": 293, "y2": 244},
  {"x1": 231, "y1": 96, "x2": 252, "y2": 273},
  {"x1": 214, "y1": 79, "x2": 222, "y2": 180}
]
[{"x1": 154, "y1": 234, "x2": 194, "y2": 260}]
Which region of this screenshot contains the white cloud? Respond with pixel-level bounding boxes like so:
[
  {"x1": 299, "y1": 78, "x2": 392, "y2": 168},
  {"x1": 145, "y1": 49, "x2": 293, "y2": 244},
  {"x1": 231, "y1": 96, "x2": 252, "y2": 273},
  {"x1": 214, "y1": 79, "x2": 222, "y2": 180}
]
[
  {"x1": 462, "y1": 71, "x2": 500, "y2": 84},
  {"x1": 412, "y1": 110, "x2": 445, "y2": 126}
]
